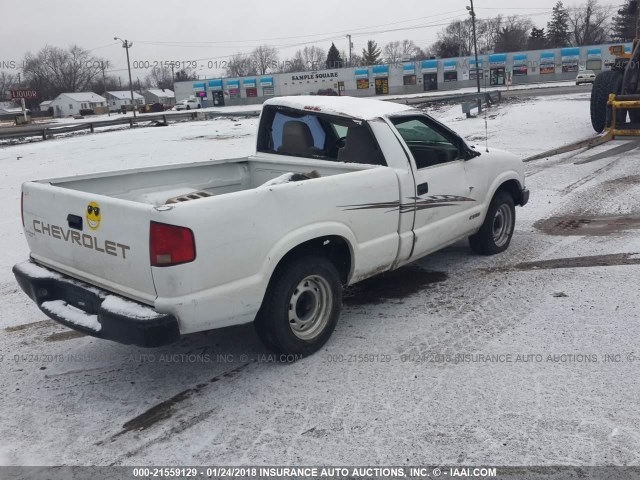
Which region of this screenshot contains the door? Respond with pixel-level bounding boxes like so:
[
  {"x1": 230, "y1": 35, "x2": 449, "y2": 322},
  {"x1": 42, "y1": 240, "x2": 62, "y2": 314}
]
[
  {"x1": 390, "y1": 116, "x2": 478, "y2": 258},
  {"x1": 423, "y1": 73, "x2": 438, "y2": 91},
  {"x1": 490, "y1": 67, "x2": 505, "y2": 86},
  {"x1": 375, "y1": 77, "x2": 389, "y2": 95},
  {"x1": 212, "y1": 91, "x2": 225, "y2": 106}
]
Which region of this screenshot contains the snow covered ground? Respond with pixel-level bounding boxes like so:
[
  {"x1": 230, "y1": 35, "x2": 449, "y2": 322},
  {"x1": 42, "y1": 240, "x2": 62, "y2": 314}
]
[{"x1": 1, "y1": 92, "x2": 640, "y2": 466}]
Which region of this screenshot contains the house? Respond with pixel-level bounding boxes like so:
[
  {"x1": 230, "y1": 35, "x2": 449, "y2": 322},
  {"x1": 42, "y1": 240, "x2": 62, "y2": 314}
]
[
  {"x1": 105, "y1": 91, "x2": 145, "y2": 112},
  {"x1": 39, "y1": 100, "x2": 53, "y2": 112},
  {"x1": 143, "y1": 88, "x2": 175, "y2": 106},
  {"x1": 50, "y1": 92, "x2": 107, "y2": 117}
]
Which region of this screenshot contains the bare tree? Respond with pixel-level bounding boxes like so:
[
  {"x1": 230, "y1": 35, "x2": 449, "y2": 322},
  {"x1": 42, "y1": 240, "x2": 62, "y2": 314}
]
[
  {"x1": 384, "y1": 41, "x2": 403, "y2": 64},
  {"x1": 251, "y1": 45, "x2": 279, "y2": 75},
  {"x1": 400, "y1": 40, "x2": 419, "y2": 60},
  {"x1": 302, "y1": 46, "x2": 325, "y2": 70},
  {"x1": 494, "y1": 16, "x2": 534, "y2": 53},
  {"x1": 433, "y1": 19, "x2": 475, "y2": 58},
  {"x1": 175, "y1": 68, "x2": 198, "y2": 82},
  {"x1": 570, "y1": 0, "x2": 612, "y2": 46},
  {"x1": 145, "y1": 65, "x2": 173, "y2": 89},
  {"x1": 478, "y1": 16, "x2": 504, "y2": 53},
  {"x1": 0, "y1": 71, "x2": 17, "y2": 100},
  {"x1": 22, "y1": 45, "x2": 105, "y2": 99},
  {"x1": 225, "y1": 53, "x2": 258, "y2": 77}
]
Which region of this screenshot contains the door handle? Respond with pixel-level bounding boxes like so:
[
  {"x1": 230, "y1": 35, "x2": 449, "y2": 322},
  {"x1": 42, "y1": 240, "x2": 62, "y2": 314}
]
[{"x1": 417, "y1": 182, "x2": 429, "y2": 196}]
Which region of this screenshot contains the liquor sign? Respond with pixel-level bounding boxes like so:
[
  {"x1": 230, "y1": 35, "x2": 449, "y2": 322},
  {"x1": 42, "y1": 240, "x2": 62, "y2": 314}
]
[{"x1": 11, "y1": 89, "x2": 39, "y2": 100}]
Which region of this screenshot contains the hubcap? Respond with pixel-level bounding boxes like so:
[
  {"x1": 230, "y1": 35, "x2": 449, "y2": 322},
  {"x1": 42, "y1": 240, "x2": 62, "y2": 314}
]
[
  {"x1": 289, "y1": 275, "x2": 332, "y2": 341},
  {"x1": 492, "y1": 204, "x2": 513, "y2": 247}
]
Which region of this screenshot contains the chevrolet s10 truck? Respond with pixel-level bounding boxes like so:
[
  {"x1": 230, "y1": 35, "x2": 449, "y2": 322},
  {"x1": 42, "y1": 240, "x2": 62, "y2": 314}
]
[{"x1": 14, "y1": 96, "x2": 529, "y2": 355}]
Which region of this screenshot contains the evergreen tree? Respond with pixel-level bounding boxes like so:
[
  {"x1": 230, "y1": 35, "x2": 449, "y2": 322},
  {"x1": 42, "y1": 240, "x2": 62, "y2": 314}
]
[
  {"x1": 326, "y1": 43, "x2": 344, "y2": 69},
  {"x1": 611, "y1": 0, "x2": 638, "y2": 42},
  {"x1": 361, "y1": 40, "x2": 382, "y2": 65},
  {"x1": 528, "y1": 27, "x2": 547, "y2": 50},
  {"x1": 547, "y1": 1, "x2": 571, "y2": 47}
]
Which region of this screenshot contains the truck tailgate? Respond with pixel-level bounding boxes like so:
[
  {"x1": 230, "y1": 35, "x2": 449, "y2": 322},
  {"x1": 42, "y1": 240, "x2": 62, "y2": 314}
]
[{"x1": 22, "y1": 182, "x2": 157, "y2": 304}]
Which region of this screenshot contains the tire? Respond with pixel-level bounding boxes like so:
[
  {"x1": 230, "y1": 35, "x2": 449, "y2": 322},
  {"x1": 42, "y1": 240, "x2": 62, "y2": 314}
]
[
  {"x1": 469, "y1": 191, "x2": 516, "y2": 256},
  {"x1": 186, "y1": 105, "x2": 191, "y2": 110},
  {"x1": 591, "y1": 70, "x2": 625, "y2": 133},
  {"x1": 255, "y1": 255, "x2": 342, "y2": 356},
  {"x1": 630, "y1": 110, "x2": 640, "y2": 124}
]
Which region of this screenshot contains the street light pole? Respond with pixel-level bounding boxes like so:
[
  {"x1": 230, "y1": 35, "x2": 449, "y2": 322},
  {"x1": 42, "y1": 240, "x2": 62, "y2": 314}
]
[
  {"x1": 114, "y1": 37, "x2": 136, "y2": 118},
  {"x1": 467, "y1": 0, "x2": 482, "y2": 111}
]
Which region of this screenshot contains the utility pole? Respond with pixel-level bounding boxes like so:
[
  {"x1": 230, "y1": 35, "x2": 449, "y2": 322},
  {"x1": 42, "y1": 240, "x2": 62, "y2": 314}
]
[
  {"x1": 346, "y1": 34, "x2": 353, "y2": 67},
  {"x1": 170, "y1": 62, "x2": 176, "y2": 91},
  {"x1": 467, "y1": 0, "x2": 482, "y2": 112},
  {"x1": 101, "y1": 61, "x2": 110, "y2": 117},
  {"x1": 114, "y1": 37, "x2": 136, "y2": 118}
]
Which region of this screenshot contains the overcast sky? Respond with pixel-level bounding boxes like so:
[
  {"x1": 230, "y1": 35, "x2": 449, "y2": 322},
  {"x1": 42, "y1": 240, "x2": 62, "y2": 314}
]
[{"x1": 2, "y1": 0, "x2": 622, "y2": 81}]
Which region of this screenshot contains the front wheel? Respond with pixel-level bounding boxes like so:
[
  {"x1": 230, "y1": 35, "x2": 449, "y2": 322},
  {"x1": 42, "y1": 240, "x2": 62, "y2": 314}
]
[
  {"x1": 255, "y1": 255, "x2": 342, "y2": 356},
  {"x1": 469, "y1": 191, "x2": 515, "y2": 256}
]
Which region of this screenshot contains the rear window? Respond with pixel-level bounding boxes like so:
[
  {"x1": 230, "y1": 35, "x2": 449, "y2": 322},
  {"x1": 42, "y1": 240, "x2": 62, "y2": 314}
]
[{"x1": 257, "y1": 106, "x2": 386, "y2": 166}]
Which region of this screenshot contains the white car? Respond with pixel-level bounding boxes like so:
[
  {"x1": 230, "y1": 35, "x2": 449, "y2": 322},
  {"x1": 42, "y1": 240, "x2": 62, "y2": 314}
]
[
  {"x1": 14, "y1": 96, "x2": 529, "y2": 355},
  {"x1": 174, "y1": 98, "x2": 201, "y2": 110},
  {"x1": 576, "y1": 70, "x2": 596, "y2": 85}
]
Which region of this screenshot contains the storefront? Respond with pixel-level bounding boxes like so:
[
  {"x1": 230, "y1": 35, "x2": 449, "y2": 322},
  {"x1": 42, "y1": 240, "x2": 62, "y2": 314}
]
[
  {"x1": 403, "y1": 63, "x2": 417, "y2": 85},
  {"x1": 243, "y1": 78, "x2": 257, "y2": 98},
  {"x1": 469, "y1": 57, "x2": 484, "y2": 81},
  {"x1": 421, "y1": 60, "x2": 438, "y2": 91},
  {"x1": 540, "y1": 52, "x2": 556, "y2": 75},
  {"x1": 586, "y1": 48, "x2": 602, "y2": 71},
  {"x1": 513, "y1": 54, "x2": 528, "y2": 77},
  {"x1": 226, "y1": 79, "x2": 240, "y2": 99},
  {"x1": 193, "y1": 82, "x2": 207, "y2": 105},
  {"x1": 561, "y1": 48, "x2": 580, "y2": 73},
  {"x1": 372, "y1": 65, "x2": 389, "y2": 95},
  {"x1": 355, "y1": 68, "x2": 370, "y2": 91},
  {"x1": 208, "y1": 79, "x2": 224, "y2": 106},
  {"x1": 443, "y1": 60, "x2": 457, "y2": 83},
  {"x1": 489, "y1": 54, "x2": 506, "y2": 85},
  {"x1": 260, "y1": 77, "x2": 274, "y2": 96}
]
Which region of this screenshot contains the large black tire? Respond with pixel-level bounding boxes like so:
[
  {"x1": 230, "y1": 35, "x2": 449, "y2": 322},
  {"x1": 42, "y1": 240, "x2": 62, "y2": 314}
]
[
  {"x1": 469, "y1": 191, "x2": 516, "y2": 256},
  {"x1": 591, "y1": 70, "x2": 625, "y2": 133},
  {"x1": 630, "y1": 110, "x2": 640, "y2": 124},
  {"x1": 255, "y1": 255, "x2": 342, "y2": 356}
]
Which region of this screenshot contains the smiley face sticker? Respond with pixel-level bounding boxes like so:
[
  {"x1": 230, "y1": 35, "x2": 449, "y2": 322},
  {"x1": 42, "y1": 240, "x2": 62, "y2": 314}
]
[{"x1": 86, "y1": 202, "x2": 101, "y2": 230}]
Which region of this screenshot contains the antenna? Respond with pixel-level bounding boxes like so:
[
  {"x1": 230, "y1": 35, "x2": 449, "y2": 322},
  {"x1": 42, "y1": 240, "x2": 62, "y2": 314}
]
[{"x1": 484, "y1": 67, "x2": 489, "y2": 153}]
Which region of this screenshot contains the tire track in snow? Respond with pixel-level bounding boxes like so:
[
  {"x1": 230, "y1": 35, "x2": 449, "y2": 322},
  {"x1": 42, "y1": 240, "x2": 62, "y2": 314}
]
[{"x1": 97, "y1": 361, "x2": 255, "y2": 460}]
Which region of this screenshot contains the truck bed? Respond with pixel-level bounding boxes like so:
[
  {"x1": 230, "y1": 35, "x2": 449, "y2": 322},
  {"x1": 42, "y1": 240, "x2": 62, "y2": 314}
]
[{"x1": 47, "y1": 156, "x2": 372, "y2": 206}]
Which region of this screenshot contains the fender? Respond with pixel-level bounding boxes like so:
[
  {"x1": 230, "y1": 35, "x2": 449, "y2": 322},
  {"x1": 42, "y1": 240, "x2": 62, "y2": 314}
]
[
  {"x1": 259, "y1": 221, "x2": 359, "y2": 286},
  {"x1": 484, "y1": 171, "x2": 525, "y2": 209}
]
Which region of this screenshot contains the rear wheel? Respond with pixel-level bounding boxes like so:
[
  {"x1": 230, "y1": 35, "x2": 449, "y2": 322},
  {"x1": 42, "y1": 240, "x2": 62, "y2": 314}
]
[
  {"x1": 469, "y1": 191, "x2": 515, "y2": 256},
  {"x1": 255, "y1": 256, "x2": 342, "y2": 356},
  {"x1": 591, "y1": 70, "x2": 626, "y2": 133}
]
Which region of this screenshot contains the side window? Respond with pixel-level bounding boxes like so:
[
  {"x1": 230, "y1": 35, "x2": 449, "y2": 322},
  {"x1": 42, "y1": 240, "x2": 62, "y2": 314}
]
[{"x1": 392, "y1": 117, "x2": 461, "y2": 169}]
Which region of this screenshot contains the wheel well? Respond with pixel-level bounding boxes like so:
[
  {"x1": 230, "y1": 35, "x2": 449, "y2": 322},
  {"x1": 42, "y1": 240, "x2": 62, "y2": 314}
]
[
  {"x1": 496, "y1": 179, "x2": 522, "y2": 205},
  {"x1": 272, "y1": 236, "x2": 352, "y2": 285}
]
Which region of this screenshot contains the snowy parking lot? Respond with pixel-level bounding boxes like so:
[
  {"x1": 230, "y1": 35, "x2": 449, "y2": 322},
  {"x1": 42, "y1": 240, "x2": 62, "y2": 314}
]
[{"x1": 1, "y1": 92, "x2": 640, "y2": 466}]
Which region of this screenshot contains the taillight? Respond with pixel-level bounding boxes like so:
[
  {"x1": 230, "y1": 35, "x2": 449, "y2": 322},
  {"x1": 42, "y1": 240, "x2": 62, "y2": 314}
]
[
  {"x1": 150, "y1": 221, "x2": 196, "y2": 267},
  {"x1": 21, "y1": 191, "x2": 24, "y2": 227}
]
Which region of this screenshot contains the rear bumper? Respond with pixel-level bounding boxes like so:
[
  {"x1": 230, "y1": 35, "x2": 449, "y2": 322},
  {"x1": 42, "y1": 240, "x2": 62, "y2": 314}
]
[{"x1": 13, "y1": 260, "x2": 180, "y2": 348}]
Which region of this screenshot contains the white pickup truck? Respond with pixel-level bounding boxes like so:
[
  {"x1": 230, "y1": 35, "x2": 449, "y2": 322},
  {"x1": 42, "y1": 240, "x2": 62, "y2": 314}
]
[{"x1": 14, "y1": 96, "x2": 529, "y2": 355}]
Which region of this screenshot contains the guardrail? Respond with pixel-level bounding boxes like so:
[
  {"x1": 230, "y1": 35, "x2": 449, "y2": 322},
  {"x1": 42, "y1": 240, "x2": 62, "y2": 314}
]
[{"x1": 0, "y1": 109, "x2": 260, "y2": 142}]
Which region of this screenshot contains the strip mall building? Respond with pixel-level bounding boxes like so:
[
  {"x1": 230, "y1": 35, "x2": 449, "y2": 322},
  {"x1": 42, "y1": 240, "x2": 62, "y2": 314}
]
[{"x1": 174, "y1": 43, "x2": 631, "y2": 107}]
